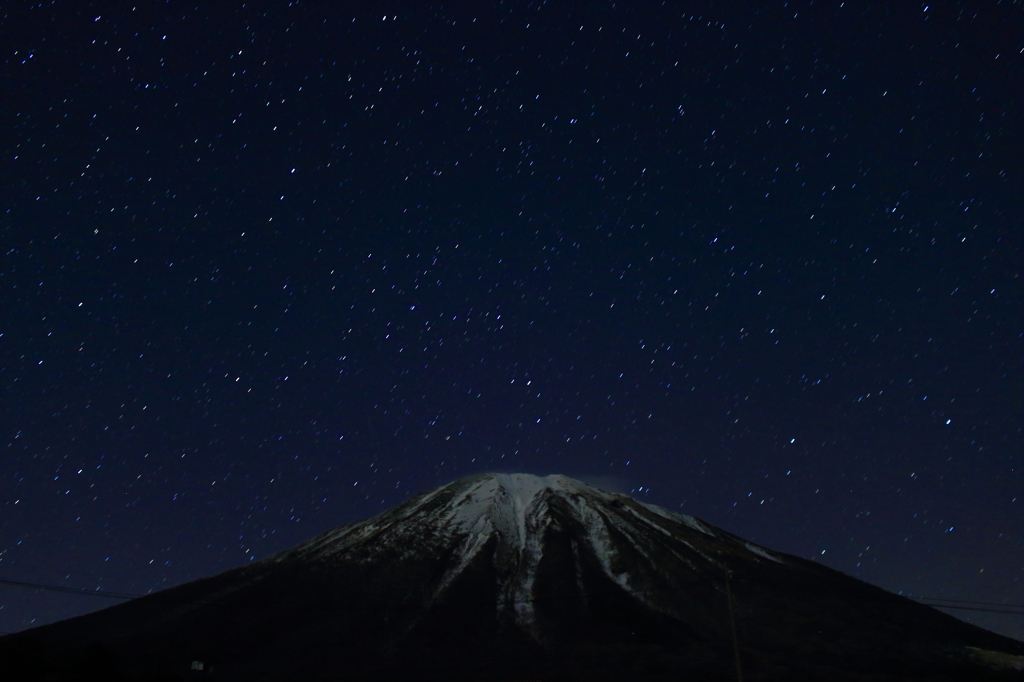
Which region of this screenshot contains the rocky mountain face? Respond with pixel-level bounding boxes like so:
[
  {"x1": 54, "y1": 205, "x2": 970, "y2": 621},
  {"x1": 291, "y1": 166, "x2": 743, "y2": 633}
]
[{"x1": 2, "y1": 473, "x2": 1022, "y2": 680}]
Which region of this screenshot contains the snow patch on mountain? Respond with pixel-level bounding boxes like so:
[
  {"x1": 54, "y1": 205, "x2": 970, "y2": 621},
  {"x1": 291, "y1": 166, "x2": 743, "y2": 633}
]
[
  {"x1": 572, "y1": 497, "x2": 633, "y2": 590},
  {"x1": 618, "y1": 504, "x2": 716, "y2": 566},
  {"x1": 744, "y1": 541, "x2": 785, "y2": 564},
  {"x1": 637, "y1": 501, "x2": 718, "y2": 536},
  {"x1": 427, "y1": 473, "x2": 651, "y2": 622}
]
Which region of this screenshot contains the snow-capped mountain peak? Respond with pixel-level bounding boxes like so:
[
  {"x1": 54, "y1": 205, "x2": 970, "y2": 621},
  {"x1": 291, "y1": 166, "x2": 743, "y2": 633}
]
[
  {"x1": 10, "y1": 473, "x2": 1021, "y2": 681},
  {"x1": 278, "y1": 472, "x2": 784, "y2": 630}
]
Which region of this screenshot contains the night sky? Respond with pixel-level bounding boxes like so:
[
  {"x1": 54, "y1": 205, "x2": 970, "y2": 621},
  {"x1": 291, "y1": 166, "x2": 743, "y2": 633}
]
[{"x1": 2, "y1": 1, "x2": 1021, "y2": 641}]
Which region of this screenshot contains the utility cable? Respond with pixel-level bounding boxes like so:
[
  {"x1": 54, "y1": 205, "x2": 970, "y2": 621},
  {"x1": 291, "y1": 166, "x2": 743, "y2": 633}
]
[{"x1": 1, "y1": 576, "x2": 1021, "y2": 616}]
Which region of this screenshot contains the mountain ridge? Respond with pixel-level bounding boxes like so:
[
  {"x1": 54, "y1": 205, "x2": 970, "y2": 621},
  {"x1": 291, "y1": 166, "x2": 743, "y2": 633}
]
[{"x1": 2, "y1": 472, "x2": 1021, "y2": 681}]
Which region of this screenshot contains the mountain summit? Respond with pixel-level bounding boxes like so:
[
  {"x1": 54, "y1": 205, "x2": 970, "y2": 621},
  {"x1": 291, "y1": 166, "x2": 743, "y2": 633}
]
[{"x1": 3, "y1": 473, "x2": 1021, "y2": 680}]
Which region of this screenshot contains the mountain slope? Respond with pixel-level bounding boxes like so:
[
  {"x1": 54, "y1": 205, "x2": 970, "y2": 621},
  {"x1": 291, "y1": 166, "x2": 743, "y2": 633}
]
[{"x1": 2, "y1": 473, "x2": 1021, "y2": 681}]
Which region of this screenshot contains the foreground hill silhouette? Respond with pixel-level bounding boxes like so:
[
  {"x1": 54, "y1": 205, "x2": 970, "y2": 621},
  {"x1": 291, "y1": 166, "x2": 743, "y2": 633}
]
[{"x1": 2, "y1": 473, "x2": 1022, "y2": 680}]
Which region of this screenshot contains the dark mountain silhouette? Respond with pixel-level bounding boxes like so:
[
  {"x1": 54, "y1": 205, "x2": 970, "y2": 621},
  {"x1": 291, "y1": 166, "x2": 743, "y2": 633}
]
[{"x1": 2, "y1": 473, "x2": 1021, "y2": 680}]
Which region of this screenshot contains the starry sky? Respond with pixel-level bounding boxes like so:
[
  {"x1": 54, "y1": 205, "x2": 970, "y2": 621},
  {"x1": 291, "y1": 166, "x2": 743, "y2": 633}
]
[{"x1": 2, "y1": 1, "x2": 1021, "y2": 640}]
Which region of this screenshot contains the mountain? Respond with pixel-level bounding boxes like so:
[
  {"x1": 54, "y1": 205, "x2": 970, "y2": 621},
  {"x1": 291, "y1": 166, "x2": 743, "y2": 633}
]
[{"x1": 2, "y1": 473, "x2": 1021, "y2": 680}]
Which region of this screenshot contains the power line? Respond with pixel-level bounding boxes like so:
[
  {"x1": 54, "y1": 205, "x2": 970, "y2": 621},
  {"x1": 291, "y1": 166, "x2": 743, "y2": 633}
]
[
  {"x1": 1, "y1": 575, "x2": 1021, "y2": 616},
  {"x1": 913, "y1": 602, "x2": 1024, "y2": 616},
  {"x1": 734, "y1": 573, "x2": 1024, "y2": 616},
  {"x1": 912, "y1": 595, "x2": 1024, "y2": 608},
  {"x1": 0, "y1": 578, "x2": 136, "y2": 600}
]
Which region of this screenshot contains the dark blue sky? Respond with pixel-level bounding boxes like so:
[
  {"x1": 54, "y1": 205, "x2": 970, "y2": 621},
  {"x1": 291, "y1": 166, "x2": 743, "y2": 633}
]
[{"x1": 2, "y1": 1, "x2": 1020, "y2": 639}]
